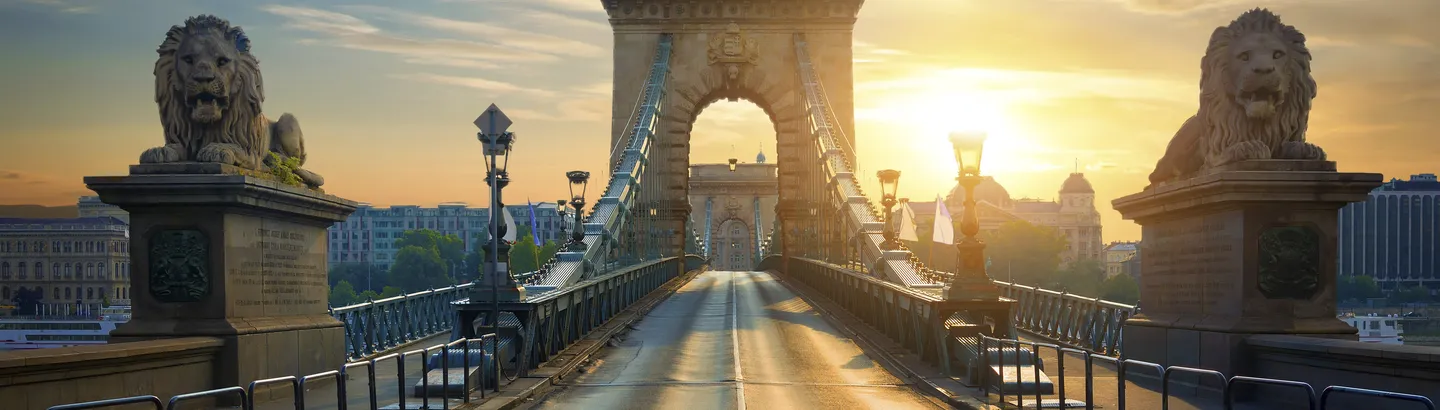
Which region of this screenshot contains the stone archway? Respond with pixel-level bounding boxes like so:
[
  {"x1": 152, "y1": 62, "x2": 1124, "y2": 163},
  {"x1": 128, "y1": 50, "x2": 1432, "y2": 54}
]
[
  {"x1": 714, "y1": 218, "x2": 754, "y2": 270},
  {"x1": 603, "y1": 0, "x2": 863, "y2": 257}
]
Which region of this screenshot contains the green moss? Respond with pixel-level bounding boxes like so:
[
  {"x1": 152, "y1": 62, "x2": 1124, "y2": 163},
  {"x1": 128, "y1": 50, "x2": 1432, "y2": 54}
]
[{"x1": 267, "y1": 152, "x2": 305, "y2": 188}]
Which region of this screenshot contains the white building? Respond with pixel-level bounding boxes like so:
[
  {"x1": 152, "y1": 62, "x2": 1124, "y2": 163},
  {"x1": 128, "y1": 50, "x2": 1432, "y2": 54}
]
[
  {"x1": 77, "y1": 196, "x2": 128, "y2": 224},
  {"x1": 327, "y1": 202, "x2": 568, "y2": 271}
]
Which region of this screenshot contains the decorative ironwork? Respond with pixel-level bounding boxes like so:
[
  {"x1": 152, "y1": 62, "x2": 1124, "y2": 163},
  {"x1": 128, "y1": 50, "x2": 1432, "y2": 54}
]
[
  {"x1": 148, "y1": 229, "x2": 210, "y2": 303},
  {"x1": 1258, "y1": 225, "x2": 1322, "y2": 300}
]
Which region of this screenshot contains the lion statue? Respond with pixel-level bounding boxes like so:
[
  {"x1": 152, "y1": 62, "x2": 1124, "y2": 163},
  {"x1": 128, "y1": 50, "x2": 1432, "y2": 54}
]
[
  {"x1": 139, "y1": 15, "x2": 323, "y2": 189},
  {"x1": 1148, "y1": 9, "x2": 1325, "y2": 186}
]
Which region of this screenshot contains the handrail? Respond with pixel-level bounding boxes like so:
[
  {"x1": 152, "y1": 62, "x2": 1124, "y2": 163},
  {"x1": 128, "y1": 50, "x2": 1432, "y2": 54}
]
[{"x1": 527, "y1": 33, "x2": 675, "y2": 288}]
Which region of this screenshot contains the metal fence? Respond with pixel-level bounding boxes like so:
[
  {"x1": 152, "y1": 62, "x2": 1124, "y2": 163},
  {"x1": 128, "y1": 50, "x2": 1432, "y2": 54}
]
[
  {"x1": 978, "y1": 334, "x2": 1436, "y2": 410},
  {"x1": 49, "y1": 334, "x2": 500, "y2": 410},
  {"x1": 330, "y1": 283, "x2": 474, "y2": 360},
  {"x1": 993, "y1": 280, "x2": 1135, "y2": 356}
]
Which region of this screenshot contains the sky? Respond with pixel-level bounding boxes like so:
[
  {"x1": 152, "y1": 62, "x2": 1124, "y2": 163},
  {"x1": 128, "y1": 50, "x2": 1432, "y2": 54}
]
[{"x1": 0, "y1": 0, "x2": 1437, "y2": 243}]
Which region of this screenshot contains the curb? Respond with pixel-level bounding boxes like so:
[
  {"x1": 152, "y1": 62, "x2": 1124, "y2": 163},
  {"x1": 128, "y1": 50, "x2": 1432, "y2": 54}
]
[
  {"x1": 467, "y1": 266, "x2": 708, "y2": 410},
  {"x1": 768, "y1": 270, "x2": 998, "y2": 410}
]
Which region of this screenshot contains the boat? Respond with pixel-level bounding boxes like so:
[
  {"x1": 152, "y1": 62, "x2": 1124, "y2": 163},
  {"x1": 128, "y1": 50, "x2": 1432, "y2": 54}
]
[
  {"x1": 0, "y1": 305, "x2": 131, "y2": 350},
  {"x1": 1339, "y1": 314, "x2": 1404, "y2": 345}
]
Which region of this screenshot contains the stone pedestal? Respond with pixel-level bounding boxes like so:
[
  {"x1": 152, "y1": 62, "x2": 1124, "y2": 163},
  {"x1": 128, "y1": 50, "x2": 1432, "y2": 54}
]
[
  {"x1": 85, "y1": 163, "x2": 357, "y2": 393},
  {"x1": 1112, "y1": 160, "x2": 1382, "y2": 377}
]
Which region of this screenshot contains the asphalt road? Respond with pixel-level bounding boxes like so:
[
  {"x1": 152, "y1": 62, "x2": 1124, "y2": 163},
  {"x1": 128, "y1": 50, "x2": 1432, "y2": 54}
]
[{"x1": 522, "y1": 270, "x2": 947, "y2": 410}]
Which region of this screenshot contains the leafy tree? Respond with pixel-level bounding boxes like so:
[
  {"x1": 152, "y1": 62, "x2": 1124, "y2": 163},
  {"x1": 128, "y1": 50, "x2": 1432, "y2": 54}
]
[
  {"x1": 1392, "y1": 285, "x2": 1433, "y2": 304},
  {"x1": 538, "y1": 240, "x2": 561, "y2": 267},
  {"x1": 981, "y1": 220, "x2": 1068, "y2": 285},
  {"x1": 395, "y1": 230, "x2": 466, "y2": 276},
  {"x1": 510, "y1": 232, "x2": 540, "y2": 274},
  {"x1": 11, "y1": 287, "x2": 43, "y2": 315},
  {"x1": 358, "y1": 289, "x2": 380, "y2": 302},
  {"x1": 379, "y1": 286, "x2": 405, "y2": 299},
  {"x1": 1337, "y1": 275, "x2": 1383, "y2": 303},
  {"x1": 1054, "y1": 259, "x2": 1106, "y2": 297},
  {"x1": 387, "y1": 245, "x2": 454, "y2": 292},
  {"x1": 1100, "y1": 273, "x2": 1140, "y2": 305},
  {"x1": 329, "y1": 262, "x2": 384, "y2": 292},
  {"x1": 330, "y1": 280, "x2": 359, "y2": 307}
]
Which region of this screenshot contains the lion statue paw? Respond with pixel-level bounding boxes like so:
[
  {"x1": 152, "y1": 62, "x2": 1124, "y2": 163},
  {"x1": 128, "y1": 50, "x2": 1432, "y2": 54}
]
[
  {"x1": 139, "y1": 144, "x2": 185, "y2": 164},
  {"x1": 1217, "y1": 140, "x2": 1273, "y2": 166},
  {"x1": 1276, "y1": 141, "x2": 1327, "y2": 161},
  {"x1": 196, "y1": 143, "x2": 252, "y2": 168}
]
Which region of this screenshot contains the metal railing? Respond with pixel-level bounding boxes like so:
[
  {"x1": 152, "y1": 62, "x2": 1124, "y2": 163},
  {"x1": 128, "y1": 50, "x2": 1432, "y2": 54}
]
[
  {"x1": 330, "y1": 282, "x2": 474, "y2": 360},
  {"x1": 50, "y1": 333, "x2": 501, "y2": 410},
  {"x1": 977, "y1": 334, "x2": 1436, "y2": 410},
  {"x1": 993, "y1": 280, "x2": 1135, "y2": 355}
]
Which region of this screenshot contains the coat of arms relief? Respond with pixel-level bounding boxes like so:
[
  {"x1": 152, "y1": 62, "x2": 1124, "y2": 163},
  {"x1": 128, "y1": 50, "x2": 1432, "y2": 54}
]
[{"x1": 708, "y1": 22, "x2": 760, "y2": 89}]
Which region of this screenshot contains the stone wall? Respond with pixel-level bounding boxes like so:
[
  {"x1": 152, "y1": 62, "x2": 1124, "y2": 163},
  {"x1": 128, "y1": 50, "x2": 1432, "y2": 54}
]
[
  {"x1": 0, "y1": 337, "x2": 222, "y2": 409},
  {"x1": 1244, "y1": 335, "x2": 1440, "y2": 408}
]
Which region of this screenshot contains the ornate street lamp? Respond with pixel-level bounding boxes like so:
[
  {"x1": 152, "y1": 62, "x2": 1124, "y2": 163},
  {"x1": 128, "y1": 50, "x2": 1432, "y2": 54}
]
[
  {"x1": 946, "y1": 131, "x2": 1001, "y2": 301},
  {"x1": 566, "y1": 171, "x2": 590, "y2": 251},
  {"x1": 877, "y1": 169, "x2": 901, "y2": 250},
  {"x1": 556, "y1": 199, "x2": 568, "y2": 241},
  {"x1": 475, "y1": 119, "x2": 524, "y2": 303},
  {"x1": 728, "y1": 158, "x2": 738, "y2": 172}
]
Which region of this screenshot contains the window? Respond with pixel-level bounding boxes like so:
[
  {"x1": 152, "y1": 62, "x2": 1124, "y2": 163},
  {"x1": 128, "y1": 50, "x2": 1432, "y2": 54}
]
[
  {"x1": 65, "y1": 288, "x2": 71, "y2": 299},
  {"x1": 1, "y1": 286, "x2": 8, "y2": 300},
  {"x1": 86, "y1": 263, "x2": 94, "y2": 279},
  {"x1": 52, "y1": 241, "x2": 60, "y2": 253},
  {"x1": 64, "y1": 263, "x2": 72, "y2": 279},
  {"x1": 34, "y1": 262, "x2": 43, "y2": 279},
  {"x1": 18, "y1": 241, "x2": 26, "y2": 253},
  {"x1": 64, "y1": 242, "x2": 72, "y2": 253},
  {"x1": 98, "y1": 264, "x2": 106, "y2": 279},
  {"x1": 53, "y1": 287, "x2": 59, "y2": 299},
  {"x1": 86, "y1": 242, "x2": 93, "y2": 253},
  {"x1": 1, "y1": 262, "x2": 8, "y2": 279},
  {"x1": 86, "y1": 288, "x2": 93, "y2": 300},
  {"x1": 17, "y1": 263, "x2": 26, "y2": 279}
]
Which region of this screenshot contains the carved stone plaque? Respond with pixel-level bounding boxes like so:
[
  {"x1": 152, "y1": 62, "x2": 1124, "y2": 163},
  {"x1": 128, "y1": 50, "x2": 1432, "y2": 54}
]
[
  {"x1": 149, "y1": 229, "x2": 211, "y2": 303},
  {"x1": 708, "y1": 22, "x2": 759, "y2": 87},
  {"x1": 1257, "y1": 225, "x2": 1321, "y2": 300}
]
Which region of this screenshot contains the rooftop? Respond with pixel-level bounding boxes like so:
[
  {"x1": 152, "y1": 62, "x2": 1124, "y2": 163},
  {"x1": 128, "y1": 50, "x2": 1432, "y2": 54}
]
[{"x1": 1376, "y1": 174, "x2": 1440, "y2": 192}]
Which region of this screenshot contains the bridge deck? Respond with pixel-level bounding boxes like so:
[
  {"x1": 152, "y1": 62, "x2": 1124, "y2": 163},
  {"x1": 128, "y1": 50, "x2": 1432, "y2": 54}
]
[{"x1": 520, "y1": 270, "x2": 946, "y2": 410}]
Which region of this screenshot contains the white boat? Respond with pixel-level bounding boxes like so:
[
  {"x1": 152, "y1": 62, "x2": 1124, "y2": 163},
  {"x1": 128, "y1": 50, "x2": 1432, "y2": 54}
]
[
  {"x1": 1339, "y1": 314, "x2": 1404, "y2": 345},
  {"x1": 0, "y1": 306, "x2": 131, "y2": 350}
]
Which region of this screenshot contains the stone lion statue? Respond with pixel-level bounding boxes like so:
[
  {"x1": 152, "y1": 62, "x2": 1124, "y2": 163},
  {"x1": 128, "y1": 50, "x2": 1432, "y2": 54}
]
[
  {"x1": 140, "y1": 15, "x2": 323, "y2": 188},
  {"x1": 1148, "y1": 9, "x2": 1324, "y2": 186}
]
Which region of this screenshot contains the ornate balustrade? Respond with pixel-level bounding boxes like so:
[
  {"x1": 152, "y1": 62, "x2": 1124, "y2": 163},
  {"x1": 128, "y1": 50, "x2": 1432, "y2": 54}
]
[
  {"x1": 330, "y1": 283, "x2": 473, "y2": 360},
  {"x1": 993, "y1": 281, "x2": 1134, "y2": 356}
]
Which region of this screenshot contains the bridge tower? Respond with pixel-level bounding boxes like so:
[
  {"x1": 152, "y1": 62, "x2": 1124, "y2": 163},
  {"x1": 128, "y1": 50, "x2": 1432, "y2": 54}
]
[{"x1": 602, "y1": 0, "x2": 862, "y2": 259}]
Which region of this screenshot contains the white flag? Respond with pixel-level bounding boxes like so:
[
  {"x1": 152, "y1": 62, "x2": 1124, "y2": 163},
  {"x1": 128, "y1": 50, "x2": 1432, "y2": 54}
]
[
  {"x1": 898, "y1": 202, "x2": 919, "y2": 242},
  {"x1": 502, "y1": 208, "x2": 518, "y2": 242},
  {"x1": 932, "y1": 196, "x2": 954, "y2": 245}
]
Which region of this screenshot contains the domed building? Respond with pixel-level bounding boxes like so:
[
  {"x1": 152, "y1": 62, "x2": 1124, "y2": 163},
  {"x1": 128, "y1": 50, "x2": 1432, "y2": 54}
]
[{"x1": 918, "y1": 172, "x2": 1104, "y2": 266}]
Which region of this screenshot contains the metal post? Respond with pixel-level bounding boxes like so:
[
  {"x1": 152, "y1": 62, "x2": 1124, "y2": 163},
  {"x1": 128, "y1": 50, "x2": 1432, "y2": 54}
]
[{"x1": 488, "y1": 142, "x2": 501, "y2": 373}]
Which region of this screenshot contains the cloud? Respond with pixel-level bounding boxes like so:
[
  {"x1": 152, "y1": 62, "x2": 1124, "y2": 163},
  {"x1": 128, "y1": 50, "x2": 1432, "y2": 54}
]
[
  {"x1": 340, "y1": 5, "x2": 605, "y2": 58},
  {"x1": 12, "y1": 0, "x2": 97, "y2": 13},
  {"x1": 392, "y1": 73, "x2": 556, "y2": 97},
  {"x1": 0, "y1": 170, "x2": 23, "y2": 179},
  {"x1": 260, "y1": 5, "x2": 569, "y2": 70},
  {"x1": 504, "y1": 98, "x2": 609, "y2": 122}
]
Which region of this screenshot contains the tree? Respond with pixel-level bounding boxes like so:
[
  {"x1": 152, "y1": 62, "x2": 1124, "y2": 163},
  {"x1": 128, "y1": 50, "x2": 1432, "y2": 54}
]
[
  {"x1": 329, "y1": 262, "x2": 383, "y2": 292},
  {"x1": 537, "y1": 240, "x2": 561, "y2": 267},
  {"x1": 1337, "y1": 275, "x2": 1383, "y2": 303},
  {"x1": 387, "y1": 245, "x2": 454, "y2": 292},
  {"x1": 1054, "y1": 259, "x2": 1106, "y2": 297},
  {"x1": 510, "y1": 232, "x2": 541, "y2": 274},
  {"x1": 981, "y1": 220, "x2": 1068, "y2": 285},
  {"x1": 358, "y1": 289, "x2": 380, "y2": 302},
  {"x1": 379, "y1": 286, "x2": 405, "y2": 299},
  {"x1": 1392, "y1": 285, "x2": 1433, "y2": 304},
  {"x1": 1100, "y1": 273, "x2": 1140, "y2": 305},
  {"x1": 395, "y1": 229, "x2": 465, "y2": 278},
  {"x1": 12, "y1": 287, "x2": 43, "y2": 315},
  {"x1": 330, "y1": 280, "x2": 359, "y2": 307}
]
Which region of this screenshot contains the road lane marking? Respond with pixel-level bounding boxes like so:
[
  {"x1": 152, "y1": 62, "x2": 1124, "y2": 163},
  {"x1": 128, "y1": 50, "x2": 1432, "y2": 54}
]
[{"x1": 731, "y1": 271, "x2": 747, "y2": 410}]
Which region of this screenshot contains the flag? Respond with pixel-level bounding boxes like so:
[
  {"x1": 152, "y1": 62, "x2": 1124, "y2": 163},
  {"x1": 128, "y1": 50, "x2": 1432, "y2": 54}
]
[
  {"x1": 932, "y1": 195, "x2": 954, "y2": 245},
  {"x1": 527, "y1": 200, "x2": 541, "y2": 246},
  {"x1": 897, "y1": 202, "x2": 919, "y2": 242},
  {"x1": 502, "y1": 207, "x2": 518, "y2": 243}
]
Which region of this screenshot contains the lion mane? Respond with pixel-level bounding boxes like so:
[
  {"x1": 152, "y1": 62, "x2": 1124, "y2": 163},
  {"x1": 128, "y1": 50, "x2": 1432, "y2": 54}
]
[
  {"x1": 1148, "y1": 9, "x2": 1325, "y2": 186},
  {"x1": 141, "y1": 15, "x2": 322, "y2": 188}
]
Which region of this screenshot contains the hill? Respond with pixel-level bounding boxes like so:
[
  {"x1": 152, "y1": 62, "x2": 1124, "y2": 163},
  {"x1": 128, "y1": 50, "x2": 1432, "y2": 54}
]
[{"x1": 0, "y1": 205, "x2": 78, "y2": 219}]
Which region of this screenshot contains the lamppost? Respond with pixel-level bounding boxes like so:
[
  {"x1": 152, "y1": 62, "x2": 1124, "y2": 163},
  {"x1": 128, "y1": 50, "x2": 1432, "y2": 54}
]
[
  {"x1": 728, "y1": 158, "x2": 738, "y2": 172},
  {"x1": 476, "y1": 127, "x2": 525, "y2": 304},
  {"x1": 566, "y1": 171, "x2": 590, "y2": 251},
  {"x1": 877, "y1": 169, "x2": 901, "y2": 250},
  {"x1": 556, "y1": 199, "x2": 568, "y2": 242},
  {"x1": 946, "y1": 131, "x2": 1002, "y2": 301}
]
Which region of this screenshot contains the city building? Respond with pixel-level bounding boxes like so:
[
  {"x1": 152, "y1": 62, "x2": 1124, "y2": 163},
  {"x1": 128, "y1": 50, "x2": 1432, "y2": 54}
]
[
  {"x1": 1104, "y1": 242, "x2": 1139, "y2": 278},
  {"x1": 0, "y1": 217, "x2": 132, "y2": 311},
  {"x1": 1122, "y1": 248, "x2": 1142, "y2": 280},
  {"x1": 906, "y1": 172, "x2": 1105, "y2": 266},
  {"x1": 327, "y1": 202, "x2": 567, "y2": 272},
  {"x1": 688, "y1": 150, "x2": 778, "y2": 271},
  {"x1": 77, "y1": 196, "x2": 128, "y2": 224},
  {"x1": 1338, "y1": 173, "x2": 1440, "y2": 291}
]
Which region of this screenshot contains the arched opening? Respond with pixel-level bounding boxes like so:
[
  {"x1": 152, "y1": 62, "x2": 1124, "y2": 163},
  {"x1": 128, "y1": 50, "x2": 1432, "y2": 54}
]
[{"x1": 688, "y1": 100, "x2": 776, "y2": 166}]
